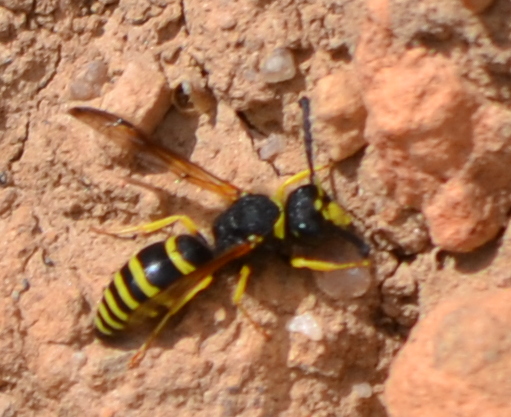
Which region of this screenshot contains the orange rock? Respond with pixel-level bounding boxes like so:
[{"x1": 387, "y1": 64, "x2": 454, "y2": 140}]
[
  {"x1": 353, "y1": 1, "x2": 511, "y2": 253},
  {"x1": 421, "y1": 103, "x2": 511, "y2": 252},
  {"x1": 363, "y1": 49, "x2": 472, "y2": 169},
  {"x1": 68, "y1": 60, "x2": 108, "y2": 101},
  {"x1": 101, "y1": 55, "x2": 172, "y2": 134},
  {"x1": 424, "y1": 175, "x2": 505, "y2": 252},
  {"x1": 469, "y1": 103, "x2": 511, "y2": 191},
  {"x1": 360, "y1": 48, "x2": 474, "y2": 207},
  {"x1": 311, "y1": 70, "x2": 367, "y2": 161},
  {"x1": 424, "y1": 176, "x2": 504, "y2": 252},
  {"x1": 354, "y1": 40, "x2": 511, "y2": 251},
  {"x1": 386, "y1": 289, "x2": 511, "y2": 417}
]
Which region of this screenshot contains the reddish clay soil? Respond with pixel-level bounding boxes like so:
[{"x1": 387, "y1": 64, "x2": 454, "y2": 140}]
[{"x1": 1, "y1": 0, "x2": 510, "y2": 416}]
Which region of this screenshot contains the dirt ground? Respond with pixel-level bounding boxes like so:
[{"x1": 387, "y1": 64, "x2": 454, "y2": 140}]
[{"x1": 0, "y1": 0, "x2": 510, "y2": 416}]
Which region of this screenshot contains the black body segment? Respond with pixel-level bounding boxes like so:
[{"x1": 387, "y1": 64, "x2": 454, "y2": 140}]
[
  {"x1": 286, "y1": 184, "x2": 329, "y2": 241},
  {"x1": 119, "y1": 262, "x2": 150, "y2": 304},
  {"x1": 176, "y1": 234, "x2": 215, "y2": 267},
  {"x1": 213, "y1": 194, "x2": 281, "y2": 253},
  {"x1": 286, "y1": 184, "x2": 371, "y2": 256},
  {"x1": 136, "y1": 235, "x2": 213, "y2": 289},
  {"x1": 136, "y1": 241, "x2": 180, "y2": 290}
]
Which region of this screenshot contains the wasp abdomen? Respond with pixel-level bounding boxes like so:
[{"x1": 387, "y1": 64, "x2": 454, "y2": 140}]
[{"x1": 94, "y1": 234, "x2": 214, "y2": 337}]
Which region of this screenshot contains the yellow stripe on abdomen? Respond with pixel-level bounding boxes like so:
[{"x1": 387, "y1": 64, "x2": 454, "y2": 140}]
[
  {"x1": 97, "y1": 303, "x2": 125, "y2": 330},
  {"x1": 94, "y1": 316, "x2": 114, "y2": 336},
  {"x1": 113, "y1": 271, "x2": 140, "y2": 310},
  {"x1": 165, "y1": 237, "x2": 196, "y2": 275},
  {"x1": 128, "y1": 257, "x2": 160, "y2": 298},
  {"x1": 103, "y1": 287, "x2": 129, "y2": 322}
]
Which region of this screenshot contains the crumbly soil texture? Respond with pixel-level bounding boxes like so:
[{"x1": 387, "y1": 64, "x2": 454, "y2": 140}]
[{"x1": 0, "y1": 1, "x2": 510, "y2": 416}]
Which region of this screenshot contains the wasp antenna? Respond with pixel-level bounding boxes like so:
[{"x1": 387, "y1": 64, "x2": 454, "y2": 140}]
[{"x1": 299, "y1": 96, "x2": 315, "y2": 185}]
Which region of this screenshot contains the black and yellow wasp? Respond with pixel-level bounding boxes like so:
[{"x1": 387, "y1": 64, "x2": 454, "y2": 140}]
[{"x1": 69, "y1": 97, "x2": 371, "y2": 364}]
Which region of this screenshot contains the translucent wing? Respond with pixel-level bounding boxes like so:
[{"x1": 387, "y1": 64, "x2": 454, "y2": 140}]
[
  {"x1": 131, "y1": 238, "x2": 260, "y2": 323},
  {"x1": 69, "y1": 106, "x2": 242, "y2": 201}
]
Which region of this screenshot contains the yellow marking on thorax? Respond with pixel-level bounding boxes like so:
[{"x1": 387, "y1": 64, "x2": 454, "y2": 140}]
[
  {"x1": 326, "y1": 201, "x2": 352, "y2": 227},
  {"x1": 114, "y1": 271, "x2": 140, "y2": 310},
  {"x1": 314, "y1": 197, "x2": 324, "y2": 212},
  {"x1": 165, "y1": 237, "x2": 196, "y2": 274},
  {"x1": 128, "y1": 257, "x2": 160, "y2": 298},
  {"x1": 103, "y1": 287, "x2": 129, "y2": 321},
  {"x1": 271, "y1": 197, "x2": 286, "y2": 240}
]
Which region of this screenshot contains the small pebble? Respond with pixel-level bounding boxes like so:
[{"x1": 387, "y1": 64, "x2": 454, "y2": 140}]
[
  {"x1": 42, "y1": 250, "x2": 55, "y2": 267},
  {"x1": 11, "y1": 278, "x2": 30, "y2": 301},
  {"x1": 258, "y1": 133, "x2": 284, "y2": 161},
  {"x1": 218, "y1": 13, "x2": 236, "y2": 30},
  {"x1": 260, "y1": 47, "x2": 296, "y2": 84},
  {"x1": 315, "y1": 267, "x2": 372, "y2": 299},
  {"x1": 72, "y1": 351, "x2": 88, "y2": 369},
  {"x1": 352, "y1": 382, "x2": 373, "y2": 398},
  {"x1": 69, "y1": 60, "x2": 108, "y2": 100},
  {"x1": 0, "y1": 171, "x2": 9, "y2": 186},
  {"x1": 214, "y1": 307, "x2": 226, "y2": 323},
  {"x1": 286, "y1": 312, "x2": 324, "y2": 341}
]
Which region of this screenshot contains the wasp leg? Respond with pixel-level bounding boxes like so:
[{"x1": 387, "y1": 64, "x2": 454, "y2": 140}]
[
  {"x1": 291, "y1": 257, "x2": 371, "y2": 271},
  {"x1": 232, "y1": 265, "x2": 271, "y2": 338},
  {"x1": 128, "y1": 240, "x2": 261, "y2": 367},
  {"x1": 92, "y1": 214, "x2": 202, "y2": 237},
  {"x1": 129, "y1": 274, "x2": 214, "y2": 368},
  {"x1": 273, "y1": 165, "x2": 330, "y2": 203}
]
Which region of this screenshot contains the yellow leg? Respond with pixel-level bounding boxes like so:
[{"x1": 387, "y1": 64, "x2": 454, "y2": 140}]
[
  {"x1": 273, "y1": 165, "x2": 330, "y2": 203},
  {"x1": 291, "y1": 257, "x2": 371, "y2": 271},
  {"x1": 232, "y1": 265, "x2": 270, "y2": 338},
  {"x1": 129, "y1": 239, "x2": 265, "y2": 367},
  {"x1": 232, "y1": 264, "x2": 250, "y2": 305},
  {"x1": 92, "y1": 214, "x2": 201, "y2": 237},
  {"x1": 129, "y1": 274, "x2": 214, "y2": 367}
]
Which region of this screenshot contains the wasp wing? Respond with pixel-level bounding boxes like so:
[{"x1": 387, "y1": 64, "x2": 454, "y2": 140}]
[
  {"x1": 131, "y1": 238, "x2": 259, "y2": 324},
  {"x1": 69, "y1": 106, "x2": 242, "y2": 201}
]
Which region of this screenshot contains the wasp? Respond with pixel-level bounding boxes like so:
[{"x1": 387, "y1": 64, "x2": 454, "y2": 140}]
[{"x1": 69, "y1": 97, "x2": 371, "y2": 365}]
